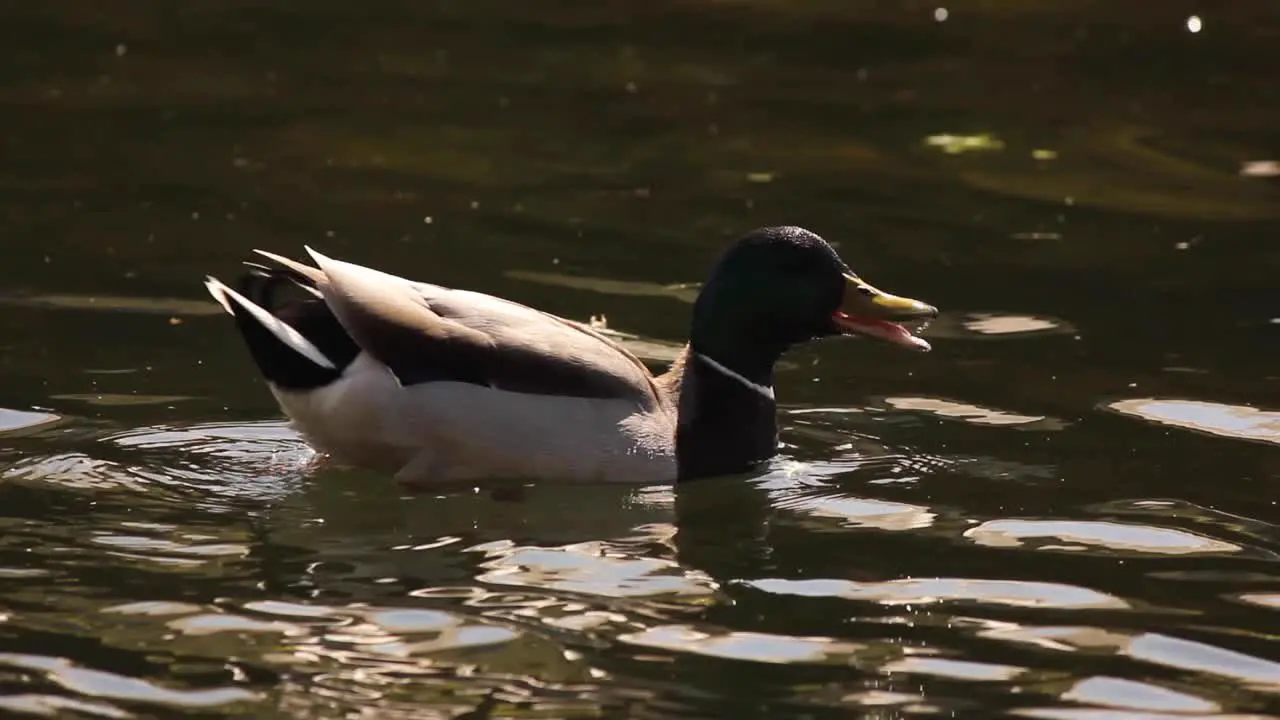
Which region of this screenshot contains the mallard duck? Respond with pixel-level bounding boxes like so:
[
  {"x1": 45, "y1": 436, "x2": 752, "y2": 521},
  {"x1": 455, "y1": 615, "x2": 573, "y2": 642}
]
[{"x1": 204, "y1": 226, "x2": 936, "y2": 486}]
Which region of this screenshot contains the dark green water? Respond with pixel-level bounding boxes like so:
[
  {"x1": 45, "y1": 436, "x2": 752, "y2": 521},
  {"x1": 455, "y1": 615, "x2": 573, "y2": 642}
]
[{"x1": 1, "y1": 2, "x2": 1278, "y2": 717}]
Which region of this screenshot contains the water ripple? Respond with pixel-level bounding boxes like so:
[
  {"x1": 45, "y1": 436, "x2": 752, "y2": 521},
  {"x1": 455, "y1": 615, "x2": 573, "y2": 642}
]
[
  {"x1": 772, "y1": 491, "x2": 937, "y2": 531},
  {"x1": 469, "y1": 536, "x2": 718, "y2": 599},
  {"x1": 981, "y1": 624, "x2": 1280, "y2": 690},
  {"x1": 964, "y1": 519, "x2": 1243, "y2": 556},
  {"x1": 618, "y1": 625, "x2": 864, "y2": 664},
  {"x1": 0, "y1": 694, "x2": 132, "y2": 719},
  {"x1": 0, "y1": 408, "x2": 64, "y2": 436},
  {"x1": 0, "y1": 654, "x2": 258, "y2": 710},
  {"x1": 1060, "y1": 676, "x2": 1220, "y2": 714},
  {"x1": 0, "y1": 394, "x2": 1274, "y2": 717},
  {"x1": 745, "y1": 577, "x2": 1128, "y2": 610},
  {"x1": 881, "y1": 396, "x2": 1068, "y2": 430},
  {"x1": 1106, "y1": 398, "x2": 1280, "y2": 446}
]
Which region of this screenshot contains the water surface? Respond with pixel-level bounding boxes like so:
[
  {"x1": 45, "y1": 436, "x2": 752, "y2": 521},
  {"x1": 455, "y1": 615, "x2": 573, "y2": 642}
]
[{"x1": 1, "y1": 2, "x2": 1278, "y2": 718}]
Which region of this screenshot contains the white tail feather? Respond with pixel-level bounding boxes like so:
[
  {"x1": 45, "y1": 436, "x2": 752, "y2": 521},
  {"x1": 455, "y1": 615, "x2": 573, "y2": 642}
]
[
  {"x1": 305, "y1": 246, "x2": 410, "y2": 289},
  {"x1": 204, "y1": 276, "x2": 234, "y2": 314},
  {"x1": 203, "y1": 276, "x2": 337, "y2": 370}
]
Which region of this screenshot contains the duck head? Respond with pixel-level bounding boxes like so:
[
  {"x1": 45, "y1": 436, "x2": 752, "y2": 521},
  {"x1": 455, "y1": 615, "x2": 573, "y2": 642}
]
[{"x1": 690, "y1": 226, "x2": 937, "y2": 373}]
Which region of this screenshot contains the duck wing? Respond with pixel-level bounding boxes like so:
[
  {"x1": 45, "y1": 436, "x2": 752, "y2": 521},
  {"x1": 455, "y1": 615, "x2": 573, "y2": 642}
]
[{"x1": 300, "y1": 248, "x2": 662, "y2": 407}]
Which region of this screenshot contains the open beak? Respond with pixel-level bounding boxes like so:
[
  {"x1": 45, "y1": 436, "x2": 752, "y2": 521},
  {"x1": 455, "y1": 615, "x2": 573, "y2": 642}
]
[{"x1": 832, "y1": 273, "x2": 938, "y2": 351}]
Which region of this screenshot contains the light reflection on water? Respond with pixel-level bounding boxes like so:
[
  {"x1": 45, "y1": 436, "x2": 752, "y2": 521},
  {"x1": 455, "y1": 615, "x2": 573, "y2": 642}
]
[
  {"x1": 0, "y1": 414, "x2": 1276, "y2": 717},
  {"x1": 1107, "y1": 398, "x2": 1280, "y2": 447},
  {"x1": 964, "y1": 519, "x2": 1246, "y2": 556}
]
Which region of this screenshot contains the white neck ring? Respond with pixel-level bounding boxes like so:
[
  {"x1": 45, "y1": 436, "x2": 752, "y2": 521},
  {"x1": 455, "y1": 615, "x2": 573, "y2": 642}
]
[{"x1": 693, "y1": 352, "x2": 775, "y2": 401}]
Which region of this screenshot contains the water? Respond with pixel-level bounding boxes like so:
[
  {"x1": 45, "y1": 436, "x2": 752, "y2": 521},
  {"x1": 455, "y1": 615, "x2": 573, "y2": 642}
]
[{"x1": 1, "y1": 2, "x2": 1278, "y2": 717}]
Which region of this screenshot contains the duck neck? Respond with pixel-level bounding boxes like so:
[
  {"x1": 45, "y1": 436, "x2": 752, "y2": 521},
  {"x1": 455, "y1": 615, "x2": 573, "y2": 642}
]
[{"x1": 671, "y1": 343, "x2": 780, "y2": 481}]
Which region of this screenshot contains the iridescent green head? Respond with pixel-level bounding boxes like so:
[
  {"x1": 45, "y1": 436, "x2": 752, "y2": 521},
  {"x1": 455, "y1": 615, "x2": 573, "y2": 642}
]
[{"x1": 691, "y1": 226, "x2": 937, "y2": 375}]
